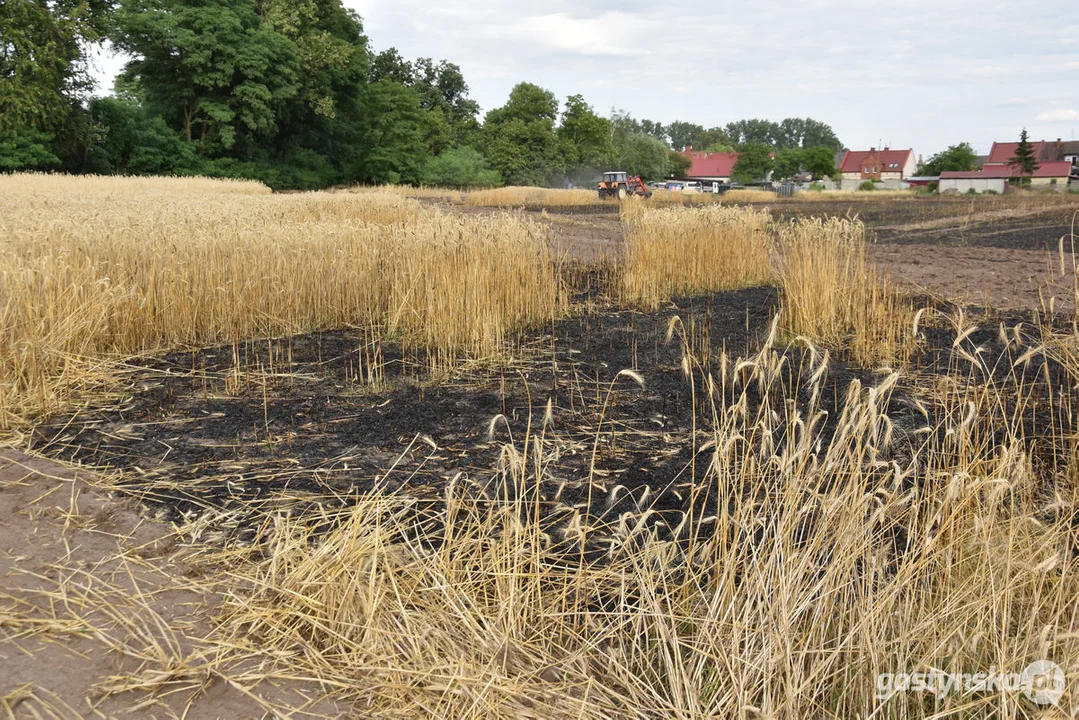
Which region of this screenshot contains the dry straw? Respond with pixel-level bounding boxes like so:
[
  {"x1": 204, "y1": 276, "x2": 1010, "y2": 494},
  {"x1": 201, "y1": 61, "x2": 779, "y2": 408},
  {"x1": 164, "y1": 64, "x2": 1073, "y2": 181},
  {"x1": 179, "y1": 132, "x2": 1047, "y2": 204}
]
[
  {"x1": 620, "y1": 203, "x2": 774, "y2": 307},
  {"x1": 0, "y1": 175, "x2": 564, "y2": 427},
  {"x1": 463, "y1": 186, "x2": 602, "y2": 208},
  {"x1": 184, "y1": 312, "x2": 1079, "y2": 719}
]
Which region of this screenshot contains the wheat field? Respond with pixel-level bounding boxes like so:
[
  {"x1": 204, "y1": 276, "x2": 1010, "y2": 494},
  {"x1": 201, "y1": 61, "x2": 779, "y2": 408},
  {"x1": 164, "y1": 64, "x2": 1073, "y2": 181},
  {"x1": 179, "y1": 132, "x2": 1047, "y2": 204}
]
[
  {"x1": 0, "y1": 175, "x2": 564, "y2": 427},
  {"x1": 3, "y1": 174, "x2": 1077, "y2": 718}
]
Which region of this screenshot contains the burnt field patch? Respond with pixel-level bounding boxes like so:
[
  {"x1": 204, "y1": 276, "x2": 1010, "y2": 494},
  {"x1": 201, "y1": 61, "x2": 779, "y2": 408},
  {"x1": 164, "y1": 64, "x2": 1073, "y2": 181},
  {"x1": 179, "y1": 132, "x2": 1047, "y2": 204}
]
[
  {"x1": 28, "y1": 285, "x2": 1075, "y2": 561},
  {"x1": 31, "y1": 287, "x2": 781, "y2": 543}
]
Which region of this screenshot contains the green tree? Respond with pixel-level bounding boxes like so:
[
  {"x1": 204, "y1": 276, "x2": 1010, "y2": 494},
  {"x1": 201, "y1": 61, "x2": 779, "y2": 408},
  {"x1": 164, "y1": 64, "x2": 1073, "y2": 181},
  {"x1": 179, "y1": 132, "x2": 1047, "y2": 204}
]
[
  {"x1": 666, "y1": 120, "x2": 704, "y2": 150},
  {"x1": 354, "y1": 79, "x2": 428, "y2": 184},
  {"x1": 731, "y1": 142, "x2": 773, "y2": 183},
  {"x1": 639, "y1": 119, "x2": 667, "y2": 143},
  {"x1": 920, "y1": 142, "x2": 978, "y2": 176},
  {"x1": 0, "y1": 126, "x2": 62, "y2": 170},
  {"x1": 725, "y1": 119, "x2": 780, "y2": 147},
  {"x1": 481, "y1": 82, "x2": 565, "y2": 186},
  {"x1": 558, "y1": 94, "x2": 613, "y2": 170},
  {"x1": 372, "y1": 50, "x2": 481, "y2": 148},
  {"x1": 777, "y1": 117, "x2": 842, "y2": 150},
  {"x1": 112, "y1": 0, "x2": 303, "y2": 151},
  {"x1": 422, "y1": 146, "x2": 500, "y2": 187},
  {"x1": 1008, "y1": 128, "x2": 1039, "y2": 178},
  {"x1": 772, "y1": 147, "x2": 803, "y2": 180},
  {"x1": 614, "y1": 133, "x2": 670, "y2": 180},
  {"x1": 79, "y1": 96, "x2": 196, "y2": 175},
  {"x1": 802, "y1": 145, "x2": 838, "y2": 180},
  {"x1": 691, "y1": 126, "x2": 731, "y2": 152},
  {"x1": 0, "y1": 0, "x2": 114, "y2": 132},
  {"x1": 667, "y1": 150, "x2": 691, "y2": 176}
]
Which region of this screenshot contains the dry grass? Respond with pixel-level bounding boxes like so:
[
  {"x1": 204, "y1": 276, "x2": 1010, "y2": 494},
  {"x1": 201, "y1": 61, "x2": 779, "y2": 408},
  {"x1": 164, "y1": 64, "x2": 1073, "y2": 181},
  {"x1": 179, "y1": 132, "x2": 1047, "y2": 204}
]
[
  {"x1": 463, "y1": 186, "x2": 603, "y2": 208},
  {"x1": 348, "y1": 184, "x2": 465, "y2": 203},
  {"x1": 775, "y1": 216, "x2": 916, "y2": 366},
  {"x1": 722, "y1": 188, "x2": 777, "y2": 203},
  {"x1": 620, "y1": 203, "x2": 914, "y2": 365},
  {"x1": 0, "y1": 174, "x2": 564, "y2": 428},
  {"x1": 620, "y1": 204, "x2": 773, "y2": 307},
  {"x1": 181, "y1": 316, "x2": 1079, "y2": 719}
]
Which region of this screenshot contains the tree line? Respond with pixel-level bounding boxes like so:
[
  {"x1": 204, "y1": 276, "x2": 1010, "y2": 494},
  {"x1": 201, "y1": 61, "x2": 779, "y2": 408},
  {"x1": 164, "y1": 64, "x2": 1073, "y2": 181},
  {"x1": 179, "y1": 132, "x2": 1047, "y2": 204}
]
[{"x1": 2, "y1": 0, "x2": 845, "y2": 189}]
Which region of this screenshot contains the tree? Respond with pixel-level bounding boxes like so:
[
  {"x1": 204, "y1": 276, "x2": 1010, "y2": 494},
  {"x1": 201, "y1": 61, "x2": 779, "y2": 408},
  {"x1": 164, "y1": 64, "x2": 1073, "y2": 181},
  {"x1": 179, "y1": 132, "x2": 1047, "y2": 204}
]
[
  {"x1": 666, "y1": 120, "x2": 704, "y2": 151},
  {"x1": 639, "y1": 119, "x2": 667, "y2": 143},
  {"x1": 1008, "y1": 128, "x2": 1039, "y2": 179},
  {"x1": 112, "y1": 0, "x2": 303, "y2": 151},
  {"x1": 0, "y1": 0, "x2": 114, "y2": 132},
  {"x1": 80, "y1": 96, "x2": 196, "y2": 175},
  {"x1": 372, "y1": 51, "x2": 481, "y2": 148},
  {"x1": 704, "y1": 138, "x2": 735, "y2": 153},
  {"x1": 777, "y1": 117, "x2": 842, "y2": 150},
  {"x1": 667, "y1": 150, "x2": 691, "y2": 177},
  {"x1": 772, "y1": 147, "x2": 803, "y2": 180},
  {"x1": 614, "y1": 133, "x2": 670, "y2": 180},
  {"x1": 0, "y1": 126, "x2": 62, "y2": 170},
  {"x1": 481, "y1": 83, "x2": 565, "y2": 186},
  {"x1": 920, "y1": 142, "x2": 979, "y2": 176},
  {"x1": 354, "y1": 79, "x2": 428, "y2": 184},
  {"x1": 422, "y1": 146, "x2": 500, "y2": 187},
  {"x1": 557, "y1": 94, "x2": 613, "y2": 170},
  {"x1": 731, "y1": 142, "x2": 773, "y2": 183},
  {"x1": 725, "y1": 119, "x2": 780, "y2": 148},
  {"x1": 802, "y1": 145, "x2": 838, "y2": 180}
]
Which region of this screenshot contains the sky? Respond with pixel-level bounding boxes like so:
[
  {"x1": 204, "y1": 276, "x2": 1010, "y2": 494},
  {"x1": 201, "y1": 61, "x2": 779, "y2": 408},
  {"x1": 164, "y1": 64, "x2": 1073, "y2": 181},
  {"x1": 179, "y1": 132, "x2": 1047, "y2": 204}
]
[{"x1": 90, "y1": 0, "x2": 1079, "y2": 157}]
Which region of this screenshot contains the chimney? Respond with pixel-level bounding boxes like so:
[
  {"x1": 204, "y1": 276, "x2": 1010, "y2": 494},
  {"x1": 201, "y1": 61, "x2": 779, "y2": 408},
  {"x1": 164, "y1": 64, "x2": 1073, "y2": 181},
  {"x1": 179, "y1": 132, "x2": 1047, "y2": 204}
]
[
  {"x1": 870, "y1": 147, "x2": 876, "y2": 153},
  {"x1": 884, "y1": 146, "x2": 889, "y2": 151}
]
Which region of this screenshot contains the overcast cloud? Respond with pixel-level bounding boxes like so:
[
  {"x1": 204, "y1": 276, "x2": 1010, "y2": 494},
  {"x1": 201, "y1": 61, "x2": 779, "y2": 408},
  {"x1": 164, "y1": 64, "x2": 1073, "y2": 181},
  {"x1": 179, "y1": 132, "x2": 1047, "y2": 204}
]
[{"x1": 92, "y1": 0, "x2": 1079, "y2": 156}]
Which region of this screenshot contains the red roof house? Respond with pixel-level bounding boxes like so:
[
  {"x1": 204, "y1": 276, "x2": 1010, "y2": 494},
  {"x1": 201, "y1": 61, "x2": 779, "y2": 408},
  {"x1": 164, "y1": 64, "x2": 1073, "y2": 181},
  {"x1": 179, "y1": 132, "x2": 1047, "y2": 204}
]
[
  {"x1": 681, "y1": 148, "x2": 740, "y2": 181},
  {"x1": 939, "y1": 161, "x2": 1073, "y2": 180},
  {"x1": 838, "y1": 147, "x2": 916, "y2": 180},
  {"x1": 984, "y1": 141, "x2": 1047, "y2": 166}
]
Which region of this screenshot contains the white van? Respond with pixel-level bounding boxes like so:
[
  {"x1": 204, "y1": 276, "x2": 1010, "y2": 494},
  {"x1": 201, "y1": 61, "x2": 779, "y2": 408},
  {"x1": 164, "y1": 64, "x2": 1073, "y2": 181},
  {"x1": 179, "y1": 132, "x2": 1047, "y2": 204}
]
[{"x1": 683, "y1": 181, "x2": 703, "y2": 193}]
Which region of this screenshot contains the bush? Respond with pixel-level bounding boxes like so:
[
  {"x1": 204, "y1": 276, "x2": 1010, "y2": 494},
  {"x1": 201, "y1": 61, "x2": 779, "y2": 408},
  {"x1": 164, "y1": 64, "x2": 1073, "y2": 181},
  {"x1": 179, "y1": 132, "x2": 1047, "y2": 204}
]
[
  {"x1": 858, "y1": 180, "x2": 876, "y2": 192},
  {"x1": 0, "y1": 126, "x2": 62, "y2": 171},
  {"x1": 807, "y1": 182, "x2": 825, "y2": 192},
  {"x1": 423, "y1": 146, "x2": 502, "y2": 188},
  {"x1": 966, "y1": 188, "x2": 978, "y2": 195}
]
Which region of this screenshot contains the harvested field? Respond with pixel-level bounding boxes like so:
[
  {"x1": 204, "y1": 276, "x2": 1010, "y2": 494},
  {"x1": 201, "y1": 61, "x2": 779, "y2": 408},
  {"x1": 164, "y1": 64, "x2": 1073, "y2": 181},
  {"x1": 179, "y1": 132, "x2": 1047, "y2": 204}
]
[{"x1": 4, "y1": 176, "x2": 1079, "y2": 718}]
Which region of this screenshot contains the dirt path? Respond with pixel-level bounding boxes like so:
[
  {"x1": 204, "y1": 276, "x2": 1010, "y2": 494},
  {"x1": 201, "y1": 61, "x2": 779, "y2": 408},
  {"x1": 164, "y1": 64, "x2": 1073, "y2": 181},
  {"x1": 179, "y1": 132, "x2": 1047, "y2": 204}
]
[
  {"x1": 0, "y1": 451, "x2": 342, "y2": 719},
  {"x1": 868, "y1": 242, "x2": 1076, "y2": 313}
]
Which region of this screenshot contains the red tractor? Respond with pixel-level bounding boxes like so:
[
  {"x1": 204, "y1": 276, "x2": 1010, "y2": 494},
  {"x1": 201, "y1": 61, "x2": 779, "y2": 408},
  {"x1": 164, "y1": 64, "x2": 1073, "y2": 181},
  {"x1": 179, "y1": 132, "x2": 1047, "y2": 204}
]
[{"x1": 598, "y1": 171, "x2": 652, "y2": 200}]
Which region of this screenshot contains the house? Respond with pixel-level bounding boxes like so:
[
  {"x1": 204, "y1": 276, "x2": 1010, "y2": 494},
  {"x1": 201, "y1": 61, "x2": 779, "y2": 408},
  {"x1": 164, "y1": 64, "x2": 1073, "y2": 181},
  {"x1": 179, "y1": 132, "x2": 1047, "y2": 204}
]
[
  {"x1": 837, "y1": 147, "x2": 916, "y2": 190},
  {"x1": 680, "y1": 147, "x2": 740, "y2": 183},
  {"x1": 937, "y1": 137, "x2": 1078, "y2": 193},
  {"x1": 1046, "y1": 139, "x2": 1079, "y2": 179},
  {"x1": 985, "y1": 138, "x2": 1079, "y2": 178},
  {"x1": 938, "y1": 161, "x2": 1073, "y2": 194},
  {"x1": 982, "y1": 140, "x2": 1048, "y2": 167}
]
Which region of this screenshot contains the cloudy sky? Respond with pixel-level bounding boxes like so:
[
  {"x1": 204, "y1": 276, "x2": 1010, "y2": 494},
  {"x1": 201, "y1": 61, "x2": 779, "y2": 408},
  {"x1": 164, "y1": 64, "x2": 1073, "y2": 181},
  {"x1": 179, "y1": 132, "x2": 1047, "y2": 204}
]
[{"x1": 92, "y1": 0, "x2": 1078, "y2": 156}]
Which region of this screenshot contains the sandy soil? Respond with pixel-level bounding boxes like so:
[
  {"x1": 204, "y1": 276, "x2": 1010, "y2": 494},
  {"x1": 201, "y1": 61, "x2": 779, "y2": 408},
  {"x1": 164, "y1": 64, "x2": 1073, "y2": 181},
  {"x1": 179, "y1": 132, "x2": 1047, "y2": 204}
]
[
  {"x1": 868, "y1": 242, "x2": 1076, "y2": 313},
  {"x1": 0, "y1": 452, "x2": 342, "y2": 718}
]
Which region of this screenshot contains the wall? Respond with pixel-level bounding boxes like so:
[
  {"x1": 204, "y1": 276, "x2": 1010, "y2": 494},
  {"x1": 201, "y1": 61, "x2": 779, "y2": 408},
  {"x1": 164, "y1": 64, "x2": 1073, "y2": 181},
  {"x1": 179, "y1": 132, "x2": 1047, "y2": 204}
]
[{"x1": 939, "y1": 177, "x2": 1006, "y2": 194}]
